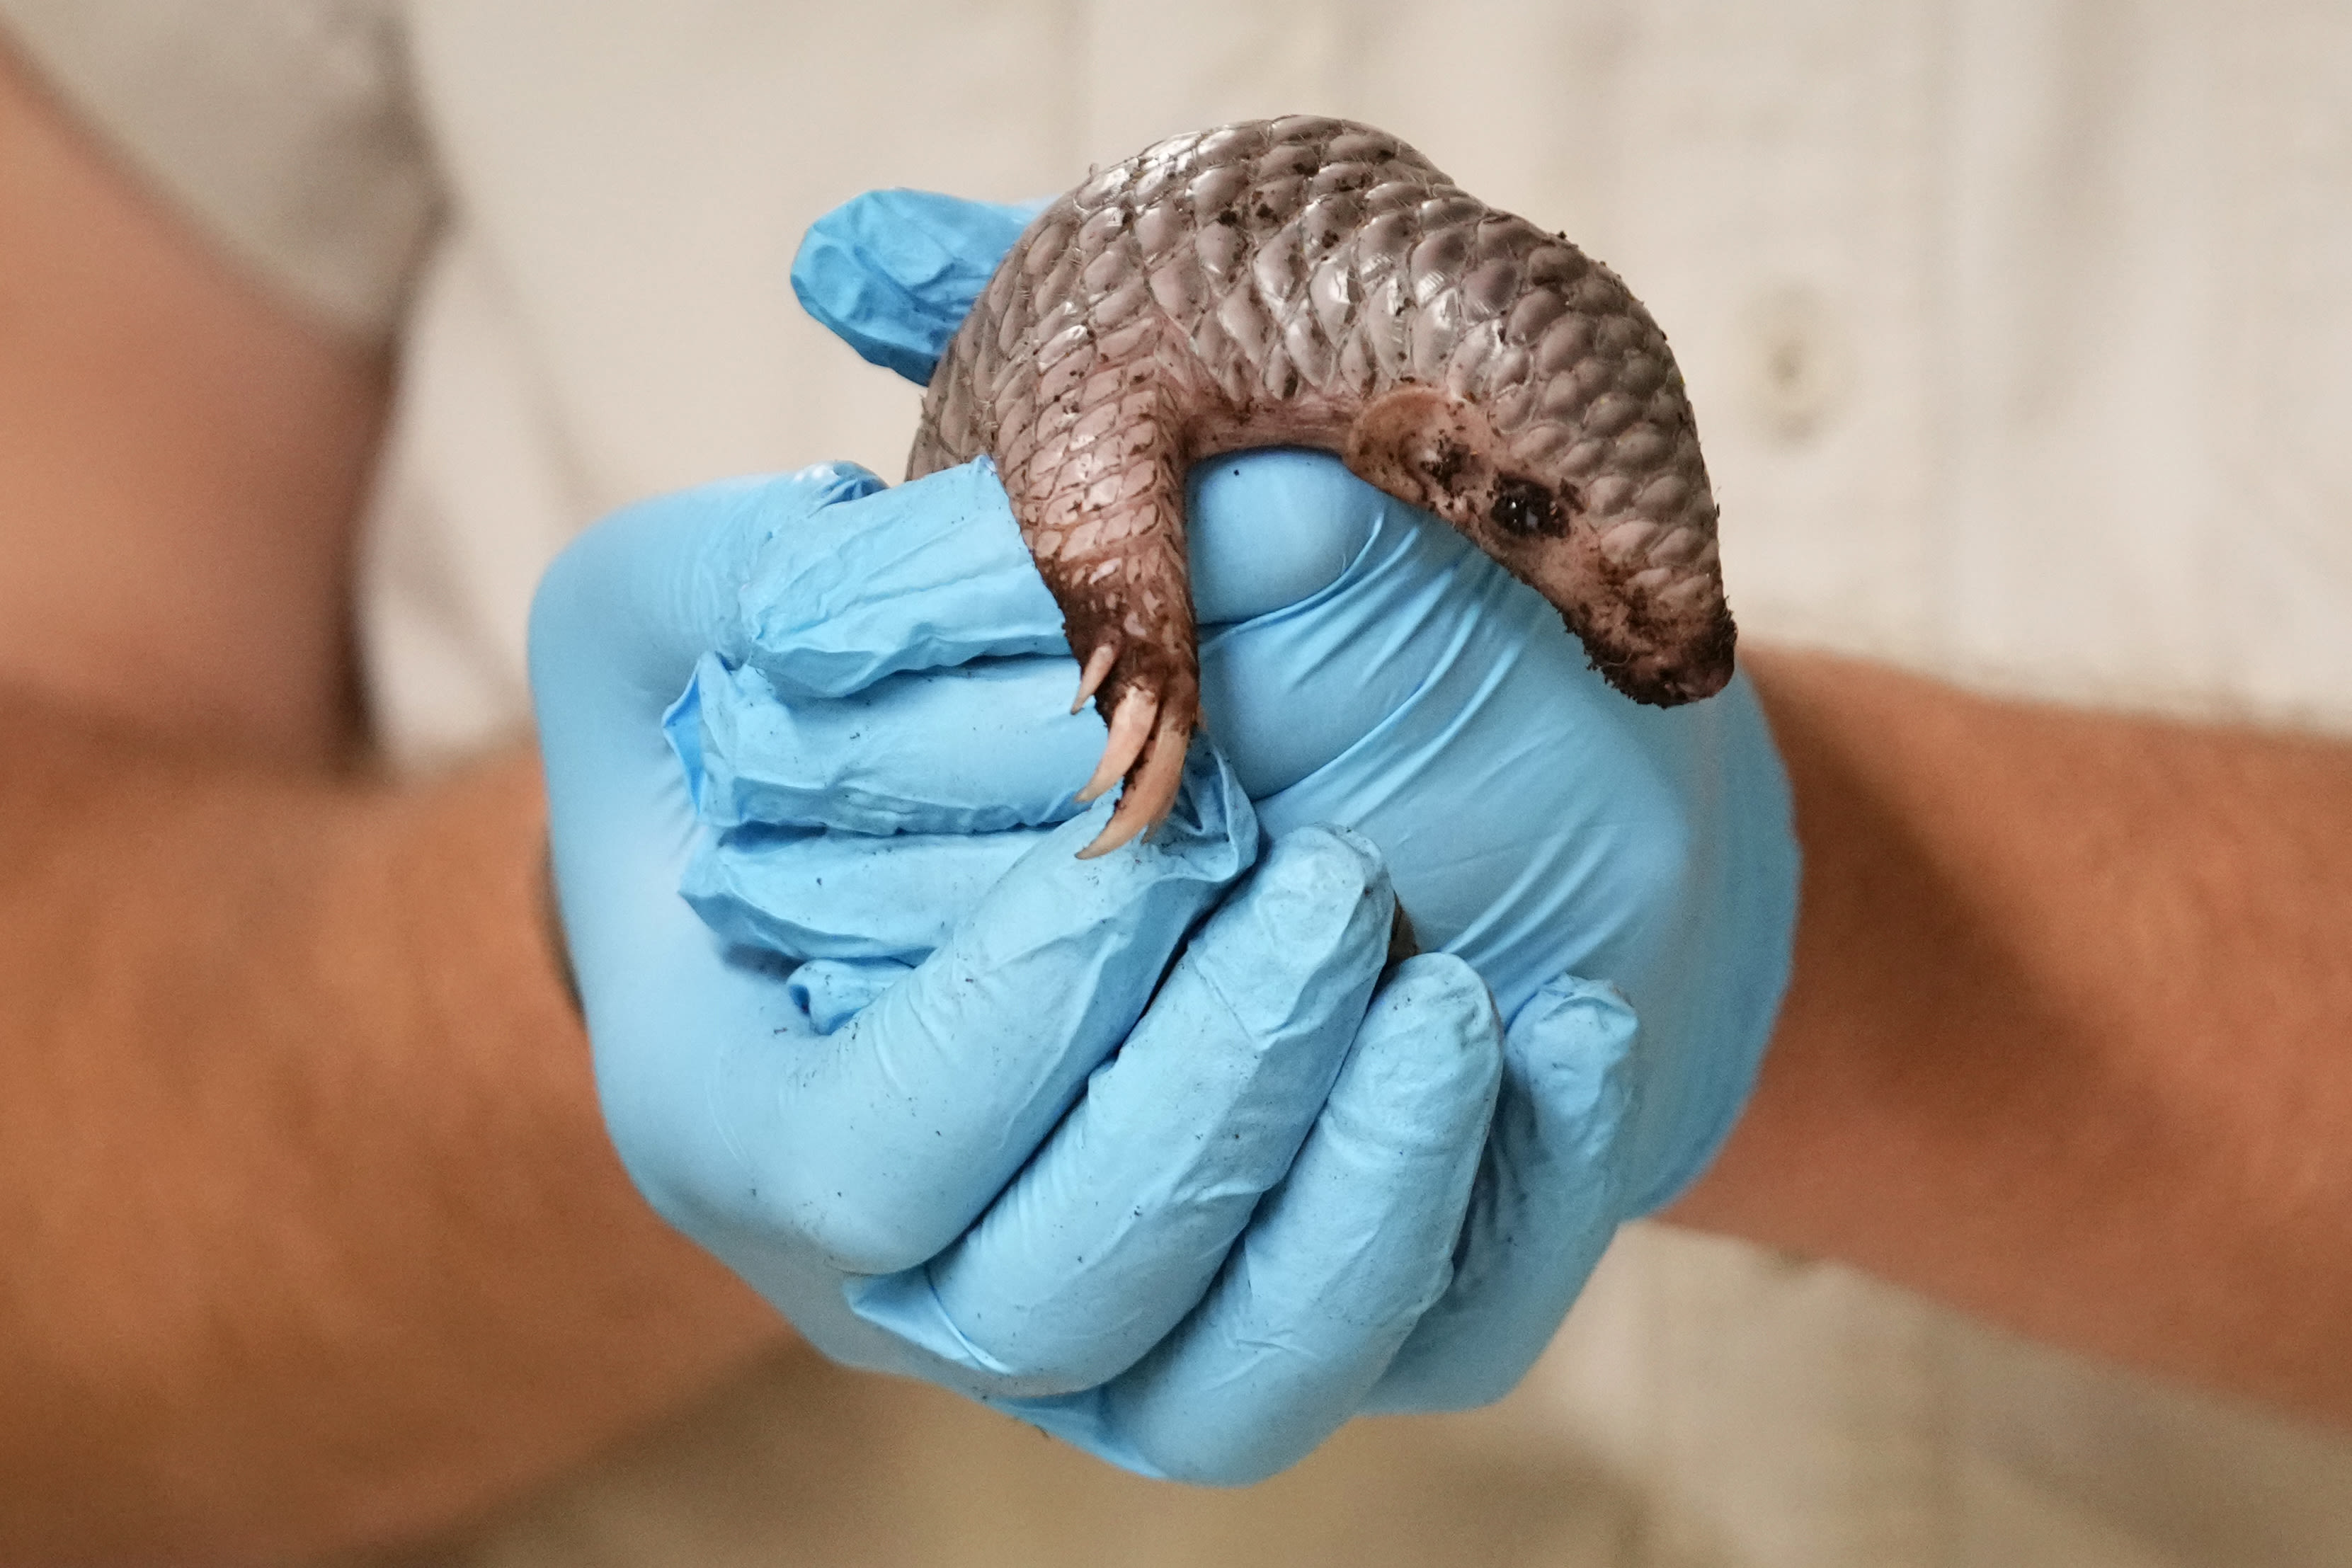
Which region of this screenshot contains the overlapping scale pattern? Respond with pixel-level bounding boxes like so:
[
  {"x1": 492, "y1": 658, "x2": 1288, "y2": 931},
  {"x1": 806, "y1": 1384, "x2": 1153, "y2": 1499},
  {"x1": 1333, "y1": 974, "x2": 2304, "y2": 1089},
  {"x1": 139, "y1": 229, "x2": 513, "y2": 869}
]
[{"x1": 910, "y1": 116, "x2": 1732, "y2": 851}]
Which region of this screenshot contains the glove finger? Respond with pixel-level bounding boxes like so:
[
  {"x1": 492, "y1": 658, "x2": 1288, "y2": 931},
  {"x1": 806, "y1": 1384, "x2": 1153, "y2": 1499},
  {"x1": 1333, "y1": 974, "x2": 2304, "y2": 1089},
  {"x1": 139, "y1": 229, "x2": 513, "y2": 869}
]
[
  {"x1": 843, "y1": 827, "x2": 1393, "y2": 1395},
  {"x1": 534, "y1": 466, "x2": 894, "y2": 991},
  {"x1": 532, "y1": 465, "x2": 888, "y2": 716},
  {"x1": 1185, "y1": 449, "x2": 1385, "y2": 629},
  {"x1": 1194, "y1": 458, "x2": 1523, "y2": 803},
  {"x1": 704, "y1": 746, "x2": 1257, "y2": 1277},
  {"x1": 733, "y1": 459, "x2": 1070, "y2": 698},
  {"x1": 680, "y1": 820, "x2": 1053, "y2": 963},
  {"x1": 673, "y1": 652, "x2": 1097, "y2": 835},
  {"x1": 792, "y1": 190, "x2": 1048, "y2": 384},
  {"x1": 1363, "y1": 975, "x2": 1637, "y2": 1414},
  {"x1": 1210, "y1": 480, "x2": 1717, "y2": 1019},
  {"x1": 1043, "y1": 954, "x2": 1501, "y2": 1485}
]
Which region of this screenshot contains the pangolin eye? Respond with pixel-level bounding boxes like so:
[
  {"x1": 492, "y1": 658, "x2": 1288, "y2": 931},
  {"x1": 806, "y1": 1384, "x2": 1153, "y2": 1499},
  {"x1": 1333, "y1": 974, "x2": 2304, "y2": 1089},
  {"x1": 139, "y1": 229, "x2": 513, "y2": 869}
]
[{"x1": 1489, "y1": 475, "x2": 1570, "y2": 539}]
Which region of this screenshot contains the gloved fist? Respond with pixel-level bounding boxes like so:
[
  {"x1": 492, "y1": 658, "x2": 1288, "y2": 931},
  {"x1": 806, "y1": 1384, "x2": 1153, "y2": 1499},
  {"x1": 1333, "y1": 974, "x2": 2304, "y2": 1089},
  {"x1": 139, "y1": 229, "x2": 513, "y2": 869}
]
[
  {"x1": 531, "y1": 462, "x2": 1507, "y2": 1484},
  {"x1": 779, "y1": 191, "x2": 1802, "y2": 1409},
  {"x1": 530, "y1": 183, "x2": 1798, "y2": 1487}
]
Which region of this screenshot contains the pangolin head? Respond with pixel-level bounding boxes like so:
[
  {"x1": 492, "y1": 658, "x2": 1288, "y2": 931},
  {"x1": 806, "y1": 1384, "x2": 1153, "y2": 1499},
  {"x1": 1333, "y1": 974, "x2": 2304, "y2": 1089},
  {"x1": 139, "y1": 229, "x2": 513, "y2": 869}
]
[{"x1": 1342, "y1": 379, "x2": 1736, "y2": 708}]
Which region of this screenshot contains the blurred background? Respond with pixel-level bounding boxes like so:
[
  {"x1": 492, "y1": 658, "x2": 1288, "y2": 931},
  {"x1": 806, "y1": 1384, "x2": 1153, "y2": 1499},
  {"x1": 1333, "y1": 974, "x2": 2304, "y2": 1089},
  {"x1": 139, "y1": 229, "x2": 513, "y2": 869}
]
[{"x1": 5, "y1": 1, "x2": 2348, "y2": 1563}]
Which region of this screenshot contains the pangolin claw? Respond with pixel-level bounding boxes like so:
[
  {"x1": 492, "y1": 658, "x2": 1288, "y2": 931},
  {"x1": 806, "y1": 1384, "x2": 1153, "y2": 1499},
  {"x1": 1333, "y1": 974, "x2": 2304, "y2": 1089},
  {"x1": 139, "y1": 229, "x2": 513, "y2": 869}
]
[
  {"x1": 1071, "y1": 642, "x2": 1118, "y2": 715},
  {"x1": 1074, "y1": 685, "x2": 1158, "y2": 805},
  {"x1": 1076, "y1": 709, "x2": 1192, "y2": 859}
]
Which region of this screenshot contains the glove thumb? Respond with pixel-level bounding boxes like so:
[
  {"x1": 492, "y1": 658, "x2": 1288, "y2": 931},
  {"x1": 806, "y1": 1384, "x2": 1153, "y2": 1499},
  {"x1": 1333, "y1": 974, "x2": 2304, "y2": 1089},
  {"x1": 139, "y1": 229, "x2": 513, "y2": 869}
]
[{"x1": 792, "y1": 190, "x2": 1048, "y2": 384}]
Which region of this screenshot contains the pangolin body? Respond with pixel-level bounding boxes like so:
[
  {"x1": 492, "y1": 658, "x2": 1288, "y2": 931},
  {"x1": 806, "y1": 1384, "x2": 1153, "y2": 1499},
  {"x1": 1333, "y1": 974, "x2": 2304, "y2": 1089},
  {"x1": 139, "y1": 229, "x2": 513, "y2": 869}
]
[{"x1": 910, "y1": 115, "x2": 1734, "y2": 857}]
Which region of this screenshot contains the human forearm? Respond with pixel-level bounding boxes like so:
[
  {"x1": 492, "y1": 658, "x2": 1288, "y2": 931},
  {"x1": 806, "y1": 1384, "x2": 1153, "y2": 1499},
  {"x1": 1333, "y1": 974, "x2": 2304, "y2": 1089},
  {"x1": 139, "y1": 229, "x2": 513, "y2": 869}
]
[
  {"x1": 1671, "y1": 649, "x2": 2352, "y2": 1424},
  {"x1": 0, "y1": 694, "x2": 781, "y2": 1562}
]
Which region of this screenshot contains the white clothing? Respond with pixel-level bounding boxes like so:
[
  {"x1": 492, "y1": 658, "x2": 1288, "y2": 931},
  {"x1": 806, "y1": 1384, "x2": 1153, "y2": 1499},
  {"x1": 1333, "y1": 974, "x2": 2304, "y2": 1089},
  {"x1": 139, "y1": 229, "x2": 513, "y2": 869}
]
[{"x1": 6, "y1": 3, "x2": 2350, "y2": 1564}]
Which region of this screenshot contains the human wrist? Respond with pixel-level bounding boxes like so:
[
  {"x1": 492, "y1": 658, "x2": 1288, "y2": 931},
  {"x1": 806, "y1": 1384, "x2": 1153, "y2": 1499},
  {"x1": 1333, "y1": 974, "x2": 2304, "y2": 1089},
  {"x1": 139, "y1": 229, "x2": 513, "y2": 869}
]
[{"x1": 363, "y1": 745, "x2": 589, "y2": 1051}]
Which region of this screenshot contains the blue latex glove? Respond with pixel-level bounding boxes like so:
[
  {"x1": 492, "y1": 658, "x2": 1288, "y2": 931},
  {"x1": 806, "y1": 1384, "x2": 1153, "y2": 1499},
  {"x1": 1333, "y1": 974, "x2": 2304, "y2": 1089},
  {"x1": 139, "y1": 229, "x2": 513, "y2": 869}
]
[
  {"x1": 532, "y1": 460, "x2": 1509, "y2": 1486},
  {"x1": 742, "y1": 193, "x2": 1803, "y2": 1407}
]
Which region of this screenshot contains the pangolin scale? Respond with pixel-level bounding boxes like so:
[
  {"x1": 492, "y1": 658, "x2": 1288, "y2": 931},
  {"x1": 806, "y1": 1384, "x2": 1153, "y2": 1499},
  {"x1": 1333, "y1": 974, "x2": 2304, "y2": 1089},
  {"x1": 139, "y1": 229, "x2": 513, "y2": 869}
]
[{"x1": 910, "y1": 115, "x2": 1735, "y2": 857}]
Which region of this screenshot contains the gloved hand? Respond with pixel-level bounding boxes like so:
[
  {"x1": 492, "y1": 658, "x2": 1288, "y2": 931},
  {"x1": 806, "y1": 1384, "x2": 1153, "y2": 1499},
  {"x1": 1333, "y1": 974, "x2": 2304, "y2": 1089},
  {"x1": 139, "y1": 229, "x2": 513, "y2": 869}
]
[
  {"x1": 532, "y1": 459, "x2": 1511, "y2": 1485},
  {"x1": 757, "y1": 191, "x2": 1803, "y2": 1409}
]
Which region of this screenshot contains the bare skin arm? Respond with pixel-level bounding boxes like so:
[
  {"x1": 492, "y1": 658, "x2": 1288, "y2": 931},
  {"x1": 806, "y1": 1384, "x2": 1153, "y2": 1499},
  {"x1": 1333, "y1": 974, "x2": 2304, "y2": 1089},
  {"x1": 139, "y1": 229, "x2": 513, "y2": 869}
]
[
  {"x1": 0, "y1": 45, "x2": 780, "y2": 1563},
  {"x1": 1673, "y1": 650, "x2": 2352, "y2": 1429}
]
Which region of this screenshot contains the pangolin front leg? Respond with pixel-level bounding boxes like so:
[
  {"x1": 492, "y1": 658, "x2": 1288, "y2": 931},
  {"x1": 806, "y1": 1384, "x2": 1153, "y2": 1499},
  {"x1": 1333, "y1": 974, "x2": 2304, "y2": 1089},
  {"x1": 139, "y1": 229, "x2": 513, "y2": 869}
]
[
  {"x1": 908, "y1": 116, "x2": 1737, "y2": 857},
  {"x1": 1005, "y1": 384, "x2": 1199, "y2": 859},
  {"x1": 914, "y1": 244, "x2": 1215, "y2": 857}
]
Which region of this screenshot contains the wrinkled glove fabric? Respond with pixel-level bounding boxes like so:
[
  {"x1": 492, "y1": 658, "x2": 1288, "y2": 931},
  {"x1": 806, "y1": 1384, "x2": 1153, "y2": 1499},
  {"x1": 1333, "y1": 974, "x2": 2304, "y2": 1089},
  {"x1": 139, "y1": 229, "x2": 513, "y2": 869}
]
[{"x1": 523, "y1": 190, "x2": 1798, "y2": 1487}]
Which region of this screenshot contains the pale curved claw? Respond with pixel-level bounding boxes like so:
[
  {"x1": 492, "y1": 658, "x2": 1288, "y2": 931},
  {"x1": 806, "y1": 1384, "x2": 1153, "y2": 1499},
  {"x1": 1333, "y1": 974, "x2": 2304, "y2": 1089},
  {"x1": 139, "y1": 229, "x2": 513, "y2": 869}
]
[
  {"x1": 1074, "y1": 685, "x2": 1158, "y2": 805},
  {"x1": 1077, "y1": 710, "x2": 1192, "y2": 859},
  {"x1": 1071, "y1": 642, "x2": 1119, "y2": 714}
]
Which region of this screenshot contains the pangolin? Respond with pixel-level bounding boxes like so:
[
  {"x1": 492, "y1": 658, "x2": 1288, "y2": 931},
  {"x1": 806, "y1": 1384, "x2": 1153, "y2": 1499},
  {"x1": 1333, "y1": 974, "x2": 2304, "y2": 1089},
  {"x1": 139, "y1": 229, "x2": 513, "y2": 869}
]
[{"x1": 910, "y1": 115, "x2": 1733, "y2": 858}]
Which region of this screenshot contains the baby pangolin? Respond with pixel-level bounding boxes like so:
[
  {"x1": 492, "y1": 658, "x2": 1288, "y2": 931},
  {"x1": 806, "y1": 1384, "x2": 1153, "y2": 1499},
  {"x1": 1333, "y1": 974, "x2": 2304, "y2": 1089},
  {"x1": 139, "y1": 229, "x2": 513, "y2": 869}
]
[{"x1": 909, "y1": 115, "x2": 1734, "y2": 857}]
